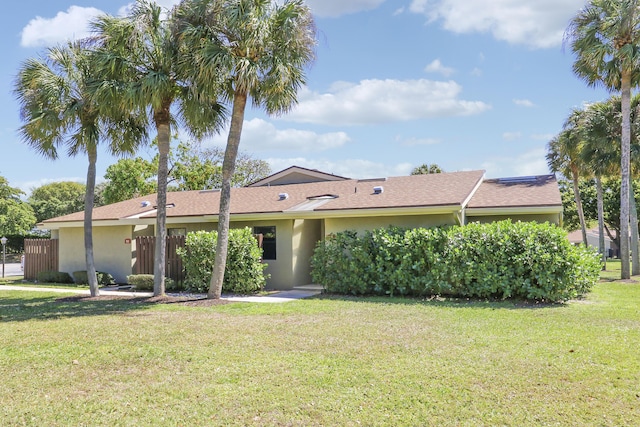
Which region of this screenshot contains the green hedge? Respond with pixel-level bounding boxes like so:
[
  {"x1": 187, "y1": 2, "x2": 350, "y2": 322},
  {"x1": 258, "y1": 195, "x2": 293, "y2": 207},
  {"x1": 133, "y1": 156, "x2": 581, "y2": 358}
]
[
  {"x1": 36, "y1": 271, "x2": 74, "y2": 284},
  {"x1": 310, "y1": 221, "x2": 601, "y2": 302},
  {"x1": 176, "y1": 227, "x2": 268, "y2": 294},
  {"x1": 126, "y1": 274, "x2": 175, "y2": 291},
  {"x1": 72, "y1": 271, "x2": 116, "y2": 286}
]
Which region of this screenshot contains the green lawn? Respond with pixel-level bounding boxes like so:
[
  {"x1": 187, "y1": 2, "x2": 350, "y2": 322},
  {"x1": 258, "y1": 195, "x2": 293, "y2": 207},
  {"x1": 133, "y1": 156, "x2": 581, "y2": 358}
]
[{"x1": 0, "y1": 278, "x2": 639, "y2": 426}]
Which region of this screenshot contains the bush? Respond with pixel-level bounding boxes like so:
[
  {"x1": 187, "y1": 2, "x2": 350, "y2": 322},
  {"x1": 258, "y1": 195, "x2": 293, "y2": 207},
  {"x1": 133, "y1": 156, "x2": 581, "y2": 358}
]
[
  {"x1": 36, "y1": 271, "x2": 74, "y2": 284},
  {"x1": 72, "y1": 271, "x2": 116, "y2": 286},
  {"x1": 126, "y1": 274, "x2": 175, "y2": 291},
  {"x1": 177, "y1": 228, "x2": 267, "y2": 294},
  {"x1": 311, "y1": 221, "x2": 601, "y2": 302}
]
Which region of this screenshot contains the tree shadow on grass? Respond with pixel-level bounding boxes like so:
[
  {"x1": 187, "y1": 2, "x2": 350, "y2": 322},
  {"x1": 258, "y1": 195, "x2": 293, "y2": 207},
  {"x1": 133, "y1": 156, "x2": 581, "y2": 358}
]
[
  {"x1": 311, "y1": 293, "x2": 569, "y2": 310},
  {"x1": 0, "y1": 294, "x2": 158, "y2": 322},
  {"x1": 0, "y1": 292, "x2": 231, "y2": 323}
]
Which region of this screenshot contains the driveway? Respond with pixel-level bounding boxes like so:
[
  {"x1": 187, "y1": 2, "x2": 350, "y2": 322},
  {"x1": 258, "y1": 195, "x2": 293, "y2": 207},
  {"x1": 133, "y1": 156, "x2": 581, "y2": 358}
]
[{"x1": 1, "y1": 263, "x2": 22, "y2": 277}]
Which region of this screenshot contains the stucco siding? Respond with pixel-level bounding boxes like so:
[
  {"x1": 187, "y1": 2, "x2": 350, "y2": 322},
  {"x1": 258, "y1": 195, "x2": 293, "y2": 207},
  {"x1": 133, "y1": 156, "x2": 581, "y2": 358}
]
[
  {"x1": 59, "y1": 225, "x2": 133, "y2": 283},
  {"x1": 292, "y1": 219, "x2": 322, "y2": 287},
  {"x1": 466, "y1": 213, "x2": 561, "y2": 225},
  {"x1": 324, "y1": 214, "x2": 457, "y2": 236}
]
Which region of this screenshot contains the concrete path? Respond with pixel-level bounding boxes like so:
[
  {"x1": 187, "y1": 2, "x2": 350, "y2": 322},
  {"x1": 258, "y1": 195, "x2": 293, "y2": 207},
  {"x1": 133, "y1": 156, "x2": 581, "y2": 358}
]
[{"x1": 0, "y1": 284, "x2": 321, "y2": 303}]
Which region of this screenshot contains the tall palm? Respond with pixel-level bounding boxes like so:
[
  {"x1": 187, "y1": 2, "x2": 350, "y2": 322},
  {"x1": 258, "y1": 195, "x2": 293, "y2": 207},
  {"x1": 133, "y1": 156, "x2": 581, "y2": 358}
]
[
  {"x1": 583, "y1": 95, "x2": 640, "y2": 272},
  {"x1": 14, "y1": 41, "x2": 147, "y2": 297},
  {"x1": 566, "y1": 0, "x2": 640, "y2": 279},
  {"x1": 547, "y1": 108, "x2": 590, "y2": 246},
  {"x1": 583, "y1": 100, "x2": 620, "y2": 268},
  {"x1": 91, "y1": 0, "x2": 226, "y2": 296},
  {"x1": 175, "y1": 0, "x2": 316, "y2": 299}
]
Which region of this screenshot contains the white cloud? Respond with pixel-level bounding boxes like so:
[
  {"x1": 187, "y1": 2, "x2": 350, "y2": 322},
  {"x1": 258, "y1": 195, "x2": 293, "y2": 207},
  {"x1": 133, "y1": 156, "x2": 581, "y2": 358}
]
[
  {"x1": 481, "y1": 147, "x2": 550, "y2": 178},
  {"x1": 266, "y1": 157, "x2": 413, "y2": 179},
  {"x1": 285, "y1": 79, "x2": 490, "y2": 126},
  {"x1": 210, "y1": 118, "x2": 350, "y2": 152},
  {"x1": 20, "y1": 6, "x2": 104, "y2": 47},
  {"x1": 425, "y1": 59, "x2": 455, "y2": 77},
  {"x1": 502, "y1": 132, "x2": 522, "y2": 141},
  {"x1": 397, "y1": 136, "x2": 441, "y2": 146},
  {"x1": 409, "y1": 0, "x2": 586, "y2": 49},
  {"x1": 306, "y1": 0, "x2": 387, "y2": 18},
  {"x1": 513, "y1": 98, "x2": 535, "y2": 107}
]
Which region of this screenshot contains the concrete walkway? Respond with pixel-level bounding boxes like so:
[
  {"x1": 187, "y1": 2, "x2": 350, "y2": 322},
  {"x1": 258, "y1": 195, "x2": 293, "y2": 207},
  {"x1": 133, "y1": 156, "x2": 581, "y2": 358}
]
[{"x1": 0, "y1": 284, "x2": 321, "y2": 303}]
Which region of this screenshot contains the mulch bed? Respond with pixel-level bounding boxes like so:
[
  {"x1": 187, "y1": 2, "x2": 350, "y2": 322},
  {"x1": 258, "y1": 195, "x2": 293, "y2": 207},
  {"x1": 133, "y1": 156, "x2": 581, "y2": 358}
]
[{"x1": 55, "y1": 294, "x2": 233, "y2": 307}]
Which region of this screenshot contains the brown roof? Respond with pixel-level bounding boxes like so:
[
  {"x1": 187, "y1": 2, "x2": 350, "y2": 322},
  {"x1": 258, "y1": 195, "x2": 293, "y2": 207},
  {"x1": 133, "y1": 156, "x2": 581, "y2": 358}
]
[
  {"x1": 467, "y1": 175, "x2": 561, "y2": 209},
  {"x1": 42, "y1": 170, "x2": 486, "y2": 224}
]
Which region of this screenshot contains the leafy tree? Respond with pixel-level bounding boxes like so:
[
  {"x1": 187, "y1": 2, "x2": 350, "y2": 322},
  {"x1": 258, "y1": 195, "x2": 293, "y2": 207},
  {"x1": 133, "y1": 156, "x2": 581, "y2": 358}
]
[
  {"x1": 170, "y1": 142, "x2": 270, "y2": 190},
  {"x1": 102, "y1": 157, "x2": 157, "y2": 205},
  {"x1": 28, "y1": 181, "x2": 85, "y2": 223},
  {"x1": 175, "y1": 0, "x2": 316, "y2": 298},
  {"x1": 566, "y1": 0, "x2": 640, "y2": 279},
  {"x1": 92, "y1": 0, "x2": 227, "y2": 296},
  {"x1": 411, "y1": 163, "x2": 443, "y2": 175},
  {"x1": 14, "y1": 41, "x2": 147, "y2": 296},
  {"x1": 0, "y1": 176, "x2": 36, "y2": 235}
]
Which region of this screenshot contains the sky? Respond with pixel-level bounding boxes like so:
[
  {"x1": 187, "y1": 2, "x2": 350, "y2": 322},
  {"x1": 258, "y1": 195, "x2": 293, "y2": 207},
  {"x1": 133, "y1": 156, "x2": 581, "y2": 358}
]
[{"x1": 1, "y1": 0, "x2": 612, "y2": 196}]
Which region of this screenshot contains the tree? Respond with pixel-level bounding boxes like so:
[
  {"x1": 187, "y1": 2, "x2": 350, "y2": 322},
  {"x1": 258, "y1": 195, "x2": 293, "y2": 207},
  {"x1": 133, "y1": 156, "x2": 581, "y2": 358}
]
[
  {"x1": 411, "y1": 163, "x2": 444, "y2": 175},
  {"x1": 175, "y1": 0, "x2": 316, "y2": 299},
  {"x1": 28, "y1": 181, "x2": 86, "y2": 223},
  {"x1": 14, "y1": 41, "x2": 147, "y2": 296},
  {"x1": 170, "y1": 141, "x2": 271, "y2": 190},
  {"x1": 102, "y1": 157, "x2": 157, "y2": 204},
  {"x1": 91, "y1": 0, "x2": 226, "y2": 296},
  {"x1": 566, "y1": 0, "x2": 640, "y2": 278},
  {"x1": 546, "y1": 108, "x2": 590, "y2": 246},
  {"x1": 0, "y1": 176, "x2": 36, "y2": 235}
]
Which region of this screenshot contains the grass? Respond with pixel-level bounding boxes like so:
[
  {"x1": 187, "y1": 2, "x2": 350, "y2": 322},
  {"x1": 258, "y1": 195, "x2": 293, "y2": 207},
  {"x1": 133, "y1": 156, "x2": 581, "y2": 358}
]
[{"x1": 1, "y1": 277, "x2": 639, "y2": 426}]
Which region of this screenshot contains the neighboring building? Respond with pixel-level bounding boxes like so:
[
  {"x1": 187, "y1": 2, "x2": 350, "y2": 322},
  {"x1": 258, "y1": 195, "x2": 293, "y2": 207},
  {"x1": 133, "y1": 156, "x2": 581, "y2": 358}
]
[
  {"x1": 39, "y1": 166, "x2": 563, "y2": 290},
  {"x1": 567, "y1": 227, "x2": 616, "y2": 257}
]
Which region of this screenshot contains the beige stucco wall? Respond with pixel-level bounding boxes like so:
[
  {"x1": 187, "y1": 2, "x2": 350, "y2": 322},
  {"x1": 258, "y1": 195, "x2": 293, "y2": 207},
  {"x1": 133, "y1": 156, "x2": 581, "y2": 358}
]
[
  {"x1": 465, "y1": 213, "x2": 561, "y2": 225},
  {"x1": 324, "y1": 213, "x2": 457, "y2": 236},
  {"x1": 292, "y1": 219, "x2": 322, "y2": 287},
  {"x1": 230, "y1": 219, "x2": 294, "y2": 290},
  {"x1": 58, "y1": 225, "x2": 134, "y2": 283}
]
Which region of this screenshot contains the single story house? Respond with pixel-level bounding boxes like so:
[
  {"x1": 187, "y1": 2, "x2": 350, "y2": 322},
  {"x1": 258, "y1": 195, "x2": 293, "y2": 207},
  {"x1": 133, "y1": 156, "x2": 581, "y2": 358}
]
[{"x1": 39, "y1": 166, "x2": 563, "y2": 290}]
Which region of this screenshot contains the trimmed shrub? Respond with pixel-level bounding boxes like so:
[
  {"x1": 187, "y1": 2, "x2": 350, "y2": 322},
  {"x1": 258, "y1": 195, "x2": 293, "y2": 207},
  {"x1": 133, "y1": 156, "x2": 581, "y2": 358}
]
[
  {"x1": 311, "y1": 221, "x2": 601, "y2": 302},
  {"x1": 36, "y1": 271, "x2": 74, "y2": 284},
  {"x1": 126, "y1": 274, "x2": 175, "y2": 291},
  {"x1": 72, "y1": 271, "x2": 116, "y2": 286},
  {"x1": 177, "y1": 227, "x2": 267, "y2": 294}
]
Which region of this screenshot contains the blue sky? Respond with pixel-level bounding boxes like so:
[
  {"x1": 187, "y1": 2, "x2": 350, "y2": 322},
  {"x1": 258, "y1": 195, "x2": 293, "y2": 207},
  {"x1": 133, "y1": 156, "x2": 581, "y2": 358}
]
[{"x1": 1, "y1": 0, "x2": 610, "y2": 196}]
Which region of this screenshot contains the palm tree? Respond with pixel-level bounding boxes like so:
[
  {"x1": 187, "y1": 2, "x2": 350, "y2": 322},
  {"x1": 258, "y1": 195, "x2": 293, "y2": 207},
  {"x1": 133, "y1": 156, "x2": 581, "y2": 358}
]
[
  {"x1": 547, "y1": 108, "x2": 590, "y2": 246},
  {"x1": 14, "y1": 41, "x2": 147, "y2": 297},
  {"x1": 90, "y1": 0, "x2": 226, "y2": 296},
  {"x1": 411, "y1": 163, "x2": 444, "y2": 175},
  {"x1": 174, "y1": 0, "x2": 316, "y2": 299},
  {"x1": 566, "y1": 0, "x2": 640, "y2": 279}
]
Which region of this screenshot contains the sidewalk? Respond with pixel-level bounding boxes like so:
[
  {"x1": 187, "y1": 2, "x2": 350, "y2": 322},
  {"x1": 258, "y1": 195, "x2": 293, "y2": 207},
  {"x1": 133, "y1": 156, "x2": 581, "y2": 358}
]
[{"x1": 0, "y1": 285, "x2": 321, "y2": 303}]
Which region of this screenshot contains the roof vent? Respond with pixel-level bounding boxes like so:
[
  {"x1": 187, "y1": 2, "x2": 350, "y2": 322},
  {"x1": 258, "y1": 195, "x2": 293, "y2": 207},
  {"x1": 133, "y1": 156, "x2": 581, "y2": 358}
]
[
  {"x1": 373, "y1": 186, "x2": 384, "y2": 194},
  {"x1": 278, "y1": 192, "x2": 289, "y2": 200},
  {"x1": 141, "y1": 201, "x2": 151, "y2": 208}
]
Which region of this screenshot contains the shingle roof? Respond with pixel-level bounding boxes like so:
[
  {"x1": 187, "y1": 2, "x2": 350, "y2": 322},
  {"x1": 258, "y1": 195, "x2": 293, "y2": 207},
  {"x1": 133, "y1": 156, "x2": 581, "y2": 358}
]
[
  {"x1": 467, "y1": 175, "x2": 561, "y2": 209},
  {"x1": 42, "y1": 170, "x2": 487, "y2": 224}
]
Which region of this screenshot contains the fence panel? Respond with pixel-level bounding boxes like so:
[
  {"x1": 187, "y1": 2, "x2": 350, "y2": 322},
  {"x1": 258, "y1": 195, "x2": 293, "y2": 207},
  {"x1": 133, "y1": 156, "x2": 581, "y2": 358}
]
[
  {"x1": 135, "y1": 235, "x2": 185, "y2": 284},
  {"x1": 23, "y1": 239, "x2": 59, "y2": 281}
]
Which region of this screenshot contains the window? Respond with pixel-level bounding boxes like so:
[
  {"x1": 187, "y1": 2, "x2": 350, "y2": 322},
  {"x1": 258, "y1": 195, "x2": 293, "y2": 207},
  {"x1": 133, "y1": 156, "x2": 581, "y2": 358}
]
[
  {"x1": 168, "y1": 228, "x2": 186, "y2": 237},
  {"x1": 254, "y1": 226, "x2": 276, "y2": 260}
]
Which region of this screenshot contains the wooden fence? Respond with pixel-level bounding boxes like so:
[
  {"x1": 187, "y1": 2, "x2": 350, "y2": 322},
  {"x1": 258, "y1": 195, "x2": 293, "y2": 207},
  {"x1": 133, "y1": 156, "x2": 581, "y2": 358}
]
[
  {"x1": 23, "y1": 239, "x2": 59, "y2": 281},
  {"x1": 136, "y1": 235, "x2": 186, "y2": 284}
]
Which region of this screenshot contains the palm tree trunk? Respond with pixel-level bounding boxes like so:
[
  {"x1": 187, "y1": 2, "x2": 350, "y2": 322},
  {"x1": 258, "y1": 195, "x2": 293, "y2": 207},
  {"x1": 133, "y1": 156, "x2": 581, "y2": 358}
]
[
  {"x1": 595, "y1": 176, "x2": 606, "y2": 270},
  {"x1": 571, "y1": 167, "x2": 588, "y2": 246},
  {"x1": 84, "y1": 145, "x2": 99, "y2": 297},
  {"x1": 620, "y1": 70, "x2": 632, "y2": 279},
  {"x1": 631, "y1": 181, "x2": 639, "y2": 275},
  {"x1": 153, "y1": 106, "x2": 171, "y2": 296},
  {"x1": 208, "y1": 90, "x2": 248, "y2": 299}
]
